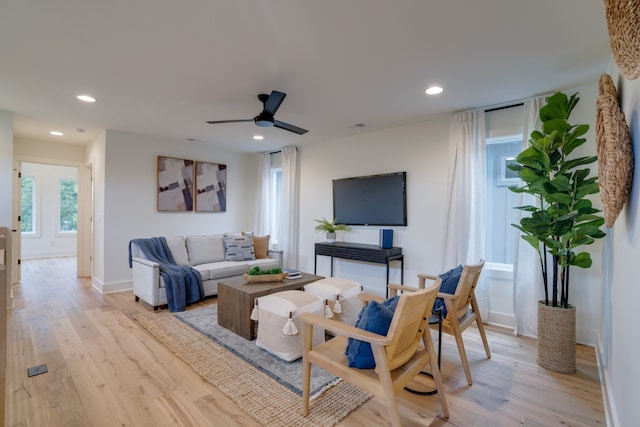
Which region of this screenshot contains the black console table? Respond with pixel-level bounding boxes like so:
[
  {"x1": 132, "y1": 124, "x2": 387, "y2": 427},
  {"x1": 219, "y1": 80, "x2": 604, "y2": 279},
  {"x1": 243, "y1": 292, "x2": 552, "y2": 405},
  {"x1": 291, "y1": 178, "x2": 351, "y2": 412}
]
[{"x1": 314, "y1": 242, "x2": 404, "y2": 296}]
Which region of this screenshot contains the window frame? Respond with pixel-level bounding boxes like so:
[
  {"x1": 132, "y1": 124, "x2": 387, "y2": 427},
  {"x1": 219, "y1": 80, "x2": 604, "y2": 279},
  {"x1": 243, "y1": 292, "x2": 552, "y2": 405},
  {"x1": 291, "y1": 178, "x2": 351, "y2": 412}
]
[
  {"x1": 269, "y1": 167, "x2": 282, "y2": 248},
  {"x1": 57, "y1": 177, "x2": 78, "y2": 236},
  {"x1": 20, "y1": 174, "x2": 39, "y2": 238},
  {"x1": 485, "y1": 134, "x2": 522, "y2": 266}
]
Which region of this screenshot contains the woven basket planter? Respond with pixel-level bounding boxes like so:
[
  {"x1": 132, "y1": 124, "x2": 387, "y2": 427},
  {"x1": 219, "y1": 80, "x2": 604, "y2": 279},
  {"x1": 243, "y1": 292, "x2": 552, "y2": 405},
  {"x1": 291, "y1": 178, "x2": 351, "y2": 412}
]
[{"x1": 537, "y1": 302, "x2": 576, "y2": 374}]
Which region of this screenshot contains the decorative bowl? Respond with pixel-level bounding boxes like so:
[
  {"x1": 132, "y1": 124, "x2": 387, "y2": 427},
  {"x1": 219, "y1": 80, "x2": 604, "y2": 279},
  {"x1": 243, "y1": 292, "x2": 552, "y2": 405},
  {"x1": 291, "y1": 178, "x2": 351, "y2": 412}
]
[{"x1": 243, "y1": 272, "x2": 288, "y2": 283}]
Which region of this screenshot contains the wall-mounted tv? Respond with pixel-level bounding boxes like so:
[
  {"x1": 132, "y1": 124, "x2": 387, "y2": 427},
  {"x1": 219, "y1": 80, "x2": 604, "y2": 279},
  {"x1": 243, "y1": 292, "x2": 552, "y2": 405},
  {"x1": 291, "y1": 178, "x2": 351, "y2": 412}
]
[{"x1": 333, "y1": 172, "x2": 407, "y2": 226}]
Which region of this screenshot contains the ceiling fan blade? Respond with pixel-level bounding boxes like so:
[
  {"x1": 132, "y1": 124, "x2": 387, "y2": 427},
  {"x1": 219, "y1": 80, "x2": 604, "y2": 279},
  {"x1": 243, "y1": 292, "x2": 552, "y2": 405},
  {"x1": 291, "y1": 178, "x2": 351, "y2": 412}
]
[
  {"x1": 273, "y1": 120, "x2": 308, "y2": 135},
  {"x1": 206, "y1": 119, "x2": 254, "y2": 124},
  {"x1": 263, "y1": 91, "x2": 286, "y2": 115}
]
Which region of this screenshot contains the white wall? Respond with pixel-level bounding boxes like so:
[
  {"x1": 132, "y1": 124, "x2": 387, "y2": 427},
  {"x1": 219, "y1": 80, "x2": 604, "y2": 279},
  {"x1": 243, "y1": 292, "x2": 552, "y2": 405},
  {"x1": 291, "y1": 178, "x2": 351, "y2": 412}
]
[
  {"x1": 97, "y1": 131, "x2": 258, "y2": 292},
  {"x1": 297, "y1": 81, "x2": 603, "y2": 346},
  {"x1": 0, "y1": 111, "x2": 13, "y2": 228},
  {"x1": 599, "y1": 62, "x2": 640, "y2": 427},
  {"x1": 20, "y1": 162, "x2": 78, "y2": 259},
  {"x1": 14, "y1": 137, "x2": 86, "y2": 164},
  {"x1": 298, "y1": 116, "x2": 451, "y2": 296}
]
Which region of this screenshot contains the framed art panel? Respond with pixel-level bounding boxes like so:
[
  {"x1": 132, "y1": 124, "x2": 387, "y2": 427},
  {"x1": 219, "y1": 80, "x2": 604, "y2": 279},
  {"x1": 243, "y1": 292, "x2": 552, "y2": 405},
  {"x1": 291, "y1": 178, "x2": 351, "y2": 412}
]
[
  {"x1": 157, "y1": 156, "x2": 194, "y2": 211},
  {"x1": 195, "y1": 161, "x2": 227, "y2": 212}
]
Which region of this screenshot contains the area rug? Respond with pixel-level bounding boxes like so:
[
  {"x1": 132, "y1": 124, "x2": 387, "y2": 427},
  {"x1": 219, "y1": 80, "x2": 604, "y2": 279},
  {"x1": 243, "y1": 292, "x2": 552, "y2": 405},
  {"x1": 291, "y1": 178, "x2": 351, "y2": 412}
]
[
  {"x1": 174, "y1": 304, "x2": 335, "y2": 395},
  {"x1": 134, "y1": 305, "x2": 372, "y2": 427}
]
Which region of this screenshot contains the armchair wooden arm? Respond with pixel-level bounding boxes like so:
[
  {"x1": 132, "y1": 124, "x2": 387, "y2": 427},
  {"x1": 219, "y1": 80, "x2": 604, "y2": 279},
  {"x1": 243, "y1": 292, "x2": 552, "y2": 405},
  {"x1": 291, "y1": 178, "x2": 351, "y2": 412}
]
[{"x1": 359, "y1": 281, "x2": 443, "y2": 306}]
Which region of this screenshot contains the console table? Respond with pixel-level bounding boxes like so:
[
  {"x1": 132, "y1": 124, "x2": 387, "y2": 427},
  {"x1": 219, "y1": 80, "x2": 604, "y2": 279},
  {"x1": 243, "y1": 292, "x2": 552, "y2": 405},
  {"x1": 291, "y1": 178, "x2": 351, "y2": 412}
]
[{"x1": 314, "y1": 242, "x2": 403, "y2": 296}]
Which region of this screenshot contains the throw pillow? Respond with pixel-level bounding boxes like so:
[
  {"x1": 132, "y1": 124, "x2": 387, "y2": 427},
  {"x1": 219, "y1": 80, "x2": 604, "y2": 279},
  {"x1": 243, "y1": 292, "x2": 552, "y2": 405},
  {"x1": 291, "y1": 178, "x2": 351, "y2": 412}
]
[
  {"x1": 253, "y1": 235, "x2": 270, "y2": 259},
  {"x1": 223, "y1": 233, "x2": 255, "y2": 261},
  {"x1": 432, "y1": 264, "x2": 463, "y2": 317},
  {"x1": 345, "y1": 295, "x2": 399, "y2": 369}
]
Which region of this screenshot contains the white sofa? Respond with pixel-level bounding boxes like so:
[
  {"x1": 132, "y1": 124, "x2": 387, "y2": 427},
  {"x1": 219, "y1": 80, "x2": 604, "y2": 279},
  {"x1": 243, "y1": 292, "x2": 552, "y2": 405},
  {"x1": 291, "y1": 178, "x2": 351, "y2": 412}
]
[{"x1": 130, "y1": 234, "x2": 282, "y2": 310}]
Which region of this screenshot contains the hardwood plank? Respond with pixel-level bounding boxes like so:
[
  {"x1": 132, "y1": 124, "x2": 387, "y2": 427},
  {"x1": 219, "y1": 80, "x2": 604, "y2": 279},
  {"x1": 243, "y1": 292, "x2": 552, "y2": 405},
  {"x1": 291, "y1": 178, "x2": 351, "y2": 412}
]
[{"x1": 5, "y1": 257, "x2": 606, "y2": 426}]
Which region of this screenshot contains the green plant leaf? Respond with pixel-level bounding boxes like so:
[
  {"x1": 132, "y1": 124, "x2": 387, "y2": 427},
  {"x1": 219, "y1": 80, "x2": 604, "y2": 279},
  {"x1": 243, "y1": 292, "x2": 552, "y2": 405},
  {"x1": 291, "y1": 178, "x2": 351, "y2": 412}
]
[{"x1": 570, "y1": 252, "x2": 592, "y2": 268}]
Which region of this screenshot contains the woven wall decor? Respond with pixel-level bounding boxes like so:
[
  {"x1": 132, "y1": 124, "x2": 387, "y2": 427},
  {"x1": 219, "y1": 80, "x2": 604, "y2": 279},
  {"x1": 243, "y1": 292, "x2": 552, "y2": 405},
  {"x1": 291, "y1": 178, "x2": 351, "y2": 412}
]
[
  {"x1": 604, "y1": 0, "x2": 640, "y2": 80},
  {"x1": 596, "y1": 73, "x2": 634, "y2": 228}
]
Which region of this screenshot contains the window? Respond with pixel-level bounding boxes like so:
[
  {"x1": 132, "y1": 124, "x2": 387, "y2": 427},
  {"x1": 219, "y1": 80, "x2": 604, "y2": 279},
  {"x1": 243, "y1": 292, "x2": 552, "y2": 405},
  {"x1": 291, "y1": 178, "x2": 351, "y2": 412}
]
[
  {"x1": 485, "y1": 136, "x2": 521, "y2": 265},
  {"x1": 269, "y1": 167, "x2": 282, "y2": 247},
  {"x1": 20, "y1": 175, "x2": 36, "y2": 234},
  {"x1": 59, "y1": 179, "x2": 78, "y2": 233}
]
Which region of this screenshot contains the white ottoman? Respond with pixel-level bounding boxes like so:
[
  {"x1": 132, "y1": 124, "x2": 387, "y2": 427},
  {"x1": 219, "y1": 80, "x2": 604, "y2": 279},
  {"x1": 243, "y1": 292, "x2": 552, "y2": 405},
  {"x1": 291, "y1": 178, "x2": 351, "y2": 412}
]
[
  {"x1": 304, "y1": 277, "x2": 363, "y2": 326},
  {"x1": 254, "y1": 290, "x2": 325, "y2": 361}
]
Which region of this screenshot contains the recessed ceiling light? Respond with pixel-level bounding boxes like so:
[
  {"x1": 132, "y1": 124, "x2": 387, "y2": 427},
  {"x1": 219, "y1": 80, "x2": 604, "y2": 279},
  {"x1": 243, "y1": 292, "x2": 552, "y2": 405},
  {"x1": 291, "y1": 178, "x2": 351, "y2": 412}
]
[
  {"x1": 253, "y1": 135, "x2": 264, "y2": 140},
  {"x1": 50, "y1": 131, "x2": 63, "y2": 136},
  {"x1": 425, "y1": 86, "x2": 443, "y2": 95},
  {"x1": 77, "y1": 94, "x2": 96, "y2": 103}
]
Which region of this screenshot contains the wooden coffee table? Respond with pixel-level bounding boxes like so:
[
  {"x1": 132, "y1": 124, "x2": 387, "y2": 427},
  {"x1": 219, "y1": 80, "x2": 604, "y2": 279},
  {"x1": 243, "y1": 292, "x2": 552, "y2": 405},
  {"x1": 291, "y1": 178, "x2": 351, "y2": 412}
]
[{"x1": 217, "y1": 272, "x2": 324, "y2": 340}]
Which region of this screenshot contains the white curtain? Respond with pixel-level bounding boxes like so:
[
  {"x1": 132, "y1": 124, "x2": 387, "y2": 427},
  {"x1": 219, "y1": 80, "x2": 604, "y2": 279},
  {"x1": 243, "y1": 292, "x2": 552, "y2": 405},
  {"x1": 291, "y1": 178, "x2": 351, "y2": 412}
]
[
  {"x1": 442, "y1": 110, "x2": 486, "y2": 268},
  {"x1": 253, "y1": 152, "x2": 271, "y2": 236},
  {"x1": 278, "y1": 146, "x2": 299, "y2": 269},
  {"x1": 512, "y1": 97, "x2": 546, "y2": 337}
]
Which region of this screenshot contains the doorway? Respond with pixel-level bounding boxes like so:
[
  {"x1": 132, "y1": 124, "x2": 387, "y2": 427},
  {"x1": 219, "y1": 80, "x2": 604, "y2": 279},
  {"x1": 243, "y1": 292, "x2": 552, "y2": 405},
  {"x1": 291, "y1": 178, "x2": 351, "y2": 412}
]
[{"x1": 15, "y1": 159, "x2": 92, "y2": 281}]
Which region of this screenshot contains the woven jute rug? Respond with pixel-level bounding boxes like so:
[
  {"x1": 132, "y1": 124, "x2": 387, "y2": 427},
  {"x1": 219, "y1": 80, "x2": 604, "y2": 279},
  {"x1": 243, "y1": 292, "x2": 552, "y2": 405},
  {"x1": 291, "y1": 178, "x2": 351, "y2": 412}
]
[{"x1": 134, "y1": 309, "x2": 372, "y2": 427}]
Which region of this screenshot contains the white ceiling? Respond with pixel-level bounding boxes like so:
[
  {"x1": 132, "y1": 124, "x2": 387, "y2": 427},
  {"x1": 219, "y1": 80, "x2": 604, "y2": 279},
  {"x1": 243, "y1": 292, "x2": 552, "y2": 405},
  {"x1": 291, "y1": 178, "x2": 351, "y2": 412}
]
[{"x1": 0, "y1": 0, "x2": 612, "y2": 153}]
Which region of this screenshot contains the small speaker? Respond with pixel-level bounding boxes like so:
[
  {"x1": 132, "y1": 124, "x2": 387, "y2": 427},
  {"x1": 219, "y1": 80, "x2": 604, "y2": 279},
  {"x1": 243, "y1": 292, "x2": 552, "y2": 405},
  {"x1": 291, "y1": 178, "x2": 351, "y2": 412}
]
[{"x1": 379, "y1": 229, "x2": 393, "y2": 249}]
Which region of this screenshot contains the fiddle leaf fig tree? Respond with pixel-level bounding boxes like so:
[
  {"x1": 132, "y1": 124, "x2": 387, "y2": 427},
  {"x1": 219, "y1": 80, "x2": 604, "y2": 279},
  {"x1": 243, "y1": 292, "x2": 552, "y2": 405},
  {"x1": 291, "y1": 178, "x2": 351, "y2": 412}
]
[{"x1": 508, "y1": 92, "x2": 605, "y2": 308}]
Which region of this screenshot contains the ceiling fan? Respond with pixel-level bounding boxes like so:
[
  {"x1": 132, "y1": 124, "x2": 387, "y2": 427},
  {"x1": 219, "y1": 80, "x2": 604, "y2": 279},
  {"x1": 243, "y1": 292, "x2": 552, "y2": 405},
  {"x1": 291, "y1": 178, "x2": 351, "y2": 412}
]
[{"x1": 206, "y1": 90, "x2": 308, "y2": 135}]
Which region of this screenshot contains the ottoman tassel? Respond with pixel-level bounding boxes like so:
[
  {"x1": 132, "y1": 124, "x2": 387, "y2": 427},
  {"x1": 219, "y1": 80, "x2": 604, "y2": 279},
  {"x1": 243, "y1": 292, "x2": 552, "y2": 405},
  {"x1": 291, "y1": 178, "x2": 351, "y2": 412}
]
[
  {"x1": 250, "y1": 300, "x2": 259, "y2": 321},
  {"x1": 283, "y1": 312, "x2": 298, "y2": 335},
  {"x1": 333, "y1": 294, "x2": 343, "y2": 313},
  {"x1": 324, "y1": 299, "x2": 334, "y2": 318}
]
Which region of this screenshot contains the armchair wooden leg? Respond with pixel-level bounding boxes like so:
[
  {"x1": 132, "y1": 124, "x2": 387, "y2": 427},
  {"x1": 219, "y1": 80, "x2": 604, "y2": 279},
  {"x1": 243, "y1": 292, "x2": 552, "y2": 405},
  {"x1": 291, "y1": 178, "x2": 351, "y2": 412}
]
[
  {"x1": 301, "y1": 324, "x2": 313, "y2": 417},
  {"x1": 476, "y1": 318, "x2": 491, "y2": 359},
  {"x1": 425, "y1": 330, "x2": 450, "y2": 419},
  {"x1": 472, "y1": 295, "x2": 491, "y2": 358},
  {"x1": 453, "y1": 324, "x2": 473, "y2": 385},
  {"x1": 372, "y1": 344, "x2": 402, "y2": 427}
]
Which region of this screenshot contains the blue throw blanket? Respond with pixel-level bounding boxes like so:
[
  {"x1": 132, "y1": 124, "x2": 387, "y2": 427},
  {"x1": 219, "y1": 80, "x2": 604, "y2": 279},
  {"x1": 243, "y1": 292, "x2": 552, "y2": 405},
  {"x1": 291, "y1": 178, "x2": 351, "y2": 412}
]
[{"x1": 128, "y1": 237, "x2": 204, "y2": 312}]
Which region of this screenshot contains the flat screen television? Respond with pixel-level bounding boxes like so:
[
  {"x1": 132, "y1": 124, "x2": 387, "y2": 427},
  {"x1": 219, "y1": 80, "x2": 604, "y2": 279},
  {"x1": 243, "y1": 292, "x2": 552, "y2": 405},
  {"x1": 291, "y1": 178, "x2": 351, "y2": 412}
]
[{"x1": 333, "y1": 172, "x2": 407, "y2": 226}]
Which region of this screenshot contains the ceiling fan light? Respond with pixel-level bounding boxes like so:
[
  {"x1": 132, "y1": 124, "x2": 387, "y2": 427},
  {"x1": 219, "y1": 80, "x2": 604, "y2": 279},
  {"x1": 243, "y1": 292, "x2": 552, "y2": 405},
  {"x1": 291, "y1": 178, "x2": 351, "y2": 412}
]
[{"x1": 255, "y1": 119, "x2": 274, "y2": 127}]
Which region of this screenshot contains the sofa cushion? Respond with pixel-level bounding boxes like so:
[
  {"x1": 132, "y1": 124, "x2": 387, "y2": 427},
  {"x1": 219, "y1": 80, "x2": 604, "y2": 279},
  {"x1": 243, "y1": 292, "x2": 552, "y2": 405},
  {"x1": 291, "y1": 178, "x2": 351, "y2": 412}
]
[
  {"x1": 165, "y1": 236, "x2": 190, "y2": 266},
  {"x1": 223, "y1": 233, "x2": 255, "y2": 261},
  {"x1": 253, "y1": 235, "x2": 270, "y2": 259},
  {"x1": 196, "y1": 261, "x2": 251, "y2": 280},
  {"x1": 185, "y1": 235, "x2": 225, "y2": 265}
]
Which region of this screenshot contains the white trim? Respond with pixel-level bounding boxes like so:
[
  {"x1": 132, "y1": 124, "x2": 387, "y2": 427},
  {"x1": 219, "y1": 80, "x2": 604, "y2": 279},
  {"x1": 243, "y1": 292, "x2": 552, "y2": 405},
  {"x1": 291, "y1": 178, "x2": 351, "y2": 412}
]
[
  {"x1": 100, "y1": 280, "x2": 132, "y2": 294},
  {"x1": 596, "y1": 332, "x2": 619, "y2": 427}
]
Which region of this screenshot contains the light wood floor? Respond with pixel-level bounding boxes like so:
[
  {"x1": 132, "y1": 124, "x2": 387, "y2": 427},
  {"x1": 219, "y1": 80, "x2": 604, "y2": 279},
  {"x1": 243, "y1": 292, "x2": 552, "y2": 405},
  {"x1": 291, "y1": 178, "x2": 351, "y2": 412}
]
[{"x1": 5, "y1": 257, "x2": 605, "y2": 426}]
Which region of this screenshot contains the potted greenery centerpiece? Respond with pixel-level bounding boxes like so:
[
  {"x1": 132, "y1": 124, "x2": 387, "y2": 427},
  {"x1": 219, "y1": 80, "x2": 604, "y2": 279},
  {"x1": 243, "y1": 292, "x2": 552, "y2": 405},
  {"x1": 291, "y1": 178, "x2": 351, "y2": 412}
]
[
  {"x1": 508, "y1": 92, "x2": 605, "y2": 374},
  {"x1": 314, "y1": 217, "x2": 351, "y2": 243}
]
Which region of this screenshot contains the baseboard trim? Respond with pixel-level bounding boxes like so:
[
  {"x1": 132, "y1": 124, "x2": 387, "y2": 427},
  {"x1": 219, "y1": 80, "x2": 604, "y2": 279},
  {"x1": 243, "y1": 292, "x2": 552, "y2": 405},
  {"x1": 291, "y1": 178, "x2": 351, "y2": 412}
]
[
  {"x1": 96, "y1": 280, "x2": 132, "y2": 294},
  {"x1": 596, "y1": 332, "x2": 619, "y2": 427},
  {"x1": 487, "y1": 311, "x2": 515, "y2": 329}
]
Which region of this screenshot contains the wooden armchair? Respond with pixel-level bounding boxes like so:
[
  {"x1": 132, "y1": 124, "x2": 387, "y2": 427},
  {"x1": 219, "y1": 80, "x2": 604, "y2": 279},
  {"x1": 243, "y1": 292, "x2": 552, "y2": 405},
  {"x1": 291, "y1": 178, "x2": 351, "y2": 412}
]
[
  {"x1": 419, "y1": 259, "x2": 490, "y2": 385},
  {"x1": 300, "y1": 281, "x2": 449, "y2": 426}
]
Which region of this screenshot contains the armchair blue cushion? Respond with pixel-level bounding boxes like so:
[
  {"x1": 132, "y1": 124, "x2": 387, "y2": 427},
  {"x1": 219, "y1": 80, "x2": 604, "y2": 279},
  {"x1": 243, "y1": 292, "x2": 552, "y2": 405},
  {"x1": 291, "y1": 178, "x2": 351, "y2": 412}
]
[
  {"x1": 432, "y1": 264, "x2": 463, "y2": 317},
  {"x1": 345, "y1": 295, "x2": 399, "y2": 369}
]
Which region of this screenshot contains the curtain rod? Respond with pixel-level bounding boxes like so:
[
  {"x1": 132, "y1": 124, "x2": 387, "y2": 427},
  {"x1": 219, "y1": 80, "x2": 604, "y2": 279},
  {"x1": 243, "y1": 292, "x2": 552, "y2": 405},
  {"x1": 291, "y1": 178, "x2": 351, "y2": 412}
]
[
  {"x1": 268, "y1": 146, "x2": 298, "y2": 155},
  {"x1": 484, "y1": 102, "x2": 524, "y2": 113}
]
